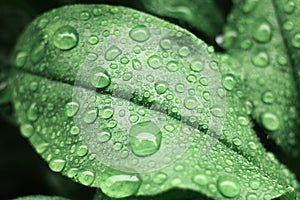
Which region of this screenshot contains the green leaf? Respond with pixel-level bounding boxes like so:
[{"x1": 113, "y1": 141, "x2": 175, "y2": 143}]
[
  {"x1": 141, "y1": 0, "x2": 225, "y2": 40},
  {"x1": 222, "y1": 0, "x2": 300, "y2": 157},
  {"x1": 14, "y1": 195, "x2": 69, "y2": 200},
  {"x1": 10, "y1": 4, "x2": 298, "y2": 199}
]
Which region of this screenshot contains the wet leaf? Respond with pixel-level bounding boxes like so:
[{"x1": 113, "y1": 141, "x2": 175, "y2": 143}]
[{"x1": 11, "y1": 4, "x2": 298, "y2": 199}]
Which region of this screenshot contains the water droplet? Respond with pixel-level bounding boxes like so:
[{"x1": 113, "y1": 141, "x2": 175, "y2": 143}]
[
  {"x1": 77, "y1": 145, "x2": 88, "y2": 156},
  {"x1": 88, "y1": 35, "x2": 99, "y2": 45},
  {"x1": 20, "y1": 124, "x2": 34, "y2": 138},
  {"x1": 129, "y1": 114, "x2": 139, "y2": 123},
  {"x1": 78, "y1": 170, "x2": 95, "y2": 186},
  {"x1": 100, "y1": 106, "x2": 114, "y2": 119},
  {"x1": 65, "y1": 102, "x2": 79, "y2": 117},
  {"x1": 247, "y1": 193, "x2": 258, "y2": 200},
  {"x1": 148, "y1": 55, "x2": 162, "y2": 69},
  {"x1": 129, "y1": 25, "x2": 150, "y2": 42},
  {"x1": 250, "y1": 180, "x2": 260, "y2": 190},
  {"x1": 253, "y1": 20, "x2": 272, "y2": 43},
  {"x1": 262, "y1": 91, "x2": 274, "y2": 104},
  {"x1": 97, "y1": 129, "x2": 112, "y2": 142},
  {"x1": 132, "y1": 59, "x2": 142, "y2": 70},
  {"x1": 211, "y1": 106, "x2": 225, "y2": 117},
  {"x1": 192, "y1": 173, "x2": 208, "y2": 186},
  {"x1": 49, "y1": 159, "x2": 66, "y2": 172},
  {"x1": 83, "y1": 108, "x2": 98, "y2": 124},
  {"x1": 166, "y1": 61, "x2": 179, "y2": 72},
  {"x1": 91, "y1": 68, "x2": 111, "y2": 89},
  {"x1": 15, "y1": 51, "x2": 28, "y2": 67},
  {"x1": 153, "y1": 172, "x2": 168, "y2": 185},
  {"x1": 70, "y1": 126, "x2": 80, "y2": 135},
  {"x1": 261, "y1": 112, "x2": 279, "y2": 131},
  {"x1": 27, "y1": 103, "x2": 39, "y2": 121},
  {"x1": 31, "y1": 40, "x2": 45, "y2": 63},
  {"x1": 222, "y1": 74, "x2": 237, "y2": 91},
  {"x1": 251, "y1": 51, "x2": 269, "y2": 67},
  {"x1": 105, "y1": 46, "x2": 122, "y2": 61},
  {"x1": 291, "y1": 33, "x2": 300, "y2": 48},
  {"x1": 178, "y1": 46, "x2": 190, "y2": 57},
  {"x1": 217, "y1": 175, "x2": 240, "y2": 198},
  {"x1": 284, "y1": 1, "x2": 295, "y2": 14},
  {"x1": 242, "y1": 0, "x2": 259, "y2": 13},
  {"x1": 129, "y1": 121, "x2": 162, "y2": 156},
  {"x1": 190, "y1": 59, "x2": 203, "y2": 72},
  {"x1": 155, "y1": 81, "x2": 168, "y2": 94},
  {"x1": 232, "y1": 137, "x2": 242, "y2": 146},
  {"x1": 184, "y1": 97, "x2": 197, "y2": 110},
  {"x1": 101, "y1": 172, "x2": 141, "y2": 198},
  {"x1": 52, "y1": 25, "x2": 79, "y2": 50},
  {"x1": 283, "y1": 21, "x2": 294, "y2": 31},
  {"x1": 160, "y1": 38, "x2": 172, "y2": 49},
  {"x1": 80, "y1": 11, "x2": 90, "y2": 21}
]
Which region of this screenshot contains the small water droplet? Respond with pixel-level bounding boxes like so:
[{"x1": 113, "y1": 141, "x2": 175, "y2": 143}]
[
  {"x1": 217, "y1": 175, "x2": 240, "y2": 198},
  {"x1": 31, "y1": 40, "x2": 45, "y2": 63},
  {"x1": 233, "y1": 137, "x2": 242, "y2": 146},
  {"x1": 242, "y1": 0, "x2": 259, "y2": 13},
  {"x1": 20, "y1": 124, "x2": 34, "y2": 138},
  {"x1": 190, "y1": 59, "x2": 203, "y2": 72},
  {"x1": 97, "y1": 129, "x2": 112, "y2": 142},
  {"x1": 27, "y1": 103, "x2": 39, "y2": 121},
  {"x1": 211, "y1": 106, "x2": 225, "y2": 118},
  {"x1": 250, "y1": 180, "x2": 260, "y2": 190},
  {"x1": 178, "y1": 46, "x2": 190, "y2": 57},
  {"x1": 160, "y1": 38, "x2": 172, "y2": 49},
  {"x1": 88, "y1": 35, "x2": 99, "y2": 45},
  {"x1": 15, "y1": 51, "x2": 28, "y2": 67},
  {"x1": 184, "y1": 96, "x2": 197, "y2": 110},
  {"x1": 101, "y1": 172, "x2": 142, "y2": 198},
  {"x1": 52, "y1": 25, "x2": 79, "y2": 50},
  {"x1": 291, "y1": 33, "x2": 300, "y2": 48},
  {"x1": 148, "y1": 55, "x2": 162, "y2": 69},
  {"x1": 166, "y1": 61, "x2": 179, "y2": 72},
  {"x1": 129, "y1": 121, "x2": 162, "y2": 156},
  {"x1": 247, "y1": 193, "x2": 258, "y2": 200},
  {"x1": 262, "y1": 91, "x2": 274, "y2": 104},
  {"x1": 49, "y1": 159, "x2": 66, "y2": 172},
  {"x1": 251, "y1": 51, "x2": 269, "y2": 67},
  {"x1": 80, "y1": 11, "x2": 90, "y2": 21},
  {"x1": 253, "y1": 20, "x2": 272, "y2": 43},
  {"x1": 132, "y1": 59, "x2": 142, "y2": 70},
  {"x1": 284, "y1": 1, "x2": 295, "y2": 14},
  {"x1": 78, "y1": 170, "x2": 95, "y2": 186},
  {"x1": 83, "y1": 108, "x2": 98, "y2": 124},
  {"x1": 155, "y1": 81, "x2": 168, "y2": 94},
  {"x1": 192, "y1": 173, "x2": 208, "y2": 186},
  {"x1": 70, "y1": 126, "x2": 80, "y2": 135},
  {"x1": 261, "y1": 112, "x2": 279, "y2": 131},
  {"x1": 91, "y1": 68, "x2": 111, "y2": 89},
  {"x1": 129, "y1": 25, "x2": 150, "y2": 42},
  {"x1": 222, "y1": 74, "x2": 237, "y2": 91},
  {"x1": 100, "y1": 106, "x2": 114, "y2": 119},
  {"x1": 153, "y1": 172, "x2": 168, "y2": 185},
  {"x1": 77, "y1": 145, "x2": 88, "y2": 156},
  {"x1": 105, "y1": 46, "x2": 122, "y2": 61},
  {"x1": 65, "y1": 102, "x2": 79, "y2": 117}
]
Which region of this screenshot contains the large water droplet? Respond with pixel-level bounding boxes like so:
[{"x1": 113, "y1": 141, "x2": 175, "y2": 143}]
[
  {"x1": 129, "y1": 121, "x2": 162, "y2": 156},
  {"x1": 97, "y1": 128, "x2": 112, "y2": 142},
  {"x1": 155, "y1": 81, "x2": 168, "y2": 94},
  {"x1": 91, "y1": 68, "x2": 111, "y2": 89},
  {"x1": 105, "y1": 46, "x2": 122, "y2": 61},
  {"x1": 284, "y1": 1, "x2": 295, "y2": 14},
  {"x1": 78, "y1": 170, "x2": 95, "y2": 186},
  {"x1": 253, "y1": 20, "x2": 272, "y2": 43},
  {"x1": 49, "y1": 159, "x2": 66, "y2": 172},
  {"x1": 190, "y1": 59, "x2": 203, "y2": 72},
  {"x1": 222, "y1": 74, "x2": 237, "y2": 91},
  {"x1": 52, "y1": 25, "x2": 79, "y2": 50},
  {"x1": 20, "y1": 124, "x2": 34, "y2": 138},
  {"x1": 129, "y1": 25, "x2": 150, "y2": 42},
  {"x1": 83, "y1": 108, "x2": 98, "y2": 124},
  {"x1": 217, "y1": 175, "x2": 240, "y2": 198},
  {"x1": 101, "y1": 172, "x2": 142, "y2": 198},
  {"x1": 65, "y1": 102, "x2": 79, "y2": 117},
  {"x1": 100, "y1": 106, "x2": 114, "y2": 119},
  {"x1": 260, "y1": 112, "x2": 279, "y2": 131},
  {"x1": 148, "y1": 55, "x2": 162, "y2": 69}
]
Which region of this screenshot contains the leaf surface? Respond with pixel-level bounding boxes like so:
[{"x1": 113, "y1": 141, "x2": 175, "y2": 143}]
[{"x1": 11, "y1": 4, "x2": 297, "y2": 199}]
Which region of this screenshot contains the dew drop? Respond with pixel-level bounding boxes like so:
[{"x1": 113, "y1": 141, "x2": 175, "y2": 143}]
[
  {"x1": 132, "y1": 59, "x2": 142, "y2": 70},
  {"x1": 83, "y1": 108, "x2": 98, "y2": 124},
  {"x1": 20, "y1": 124, "x2": 34, "y2": 138},
  {"x1": 31, "y1": 41, "x2": 45, "y2": 63},
  {"x1": 100, "y1": 106, "x2": 114, "y2": 119},
  {"x1": 233, "y1": 137, "x2": 242, "y2": 146},
  {"x1": 262, "y1": 91, "x2": 274, "y2": 104},
  {"x1": 217, "y1": 175, "x2": 240, "y2": 198},
  {"x1": 284, "y1": 1, "x2": 295, "y2": 14},
  {"x1": 291, "y1": 33, "x2": 300, "y2": 48},
  {"x1": 192, "y1": 173, "x2": 209, "y2": 186},
  {"x1": 184, "y1": 96, "x2": 197, "y2": 110},
  {"x1": 250, "y1": 180, "x2": 260, "y2": 190},
  {"x1": 77, "y1": 145, "x2": 88, "y2": 157},
  {"x1": 65, "y1": 102, "x2": 79, "y2": 117},
  {"x1": 260, "y1": 112, "x2": 279, "y2": 131},
  {"x1": 190, "y1": 59, "x2": 203, "y2": 72},
  {"x1": 101, "y1": 172, "x2": 141, "y2": 198},
  {"x1": 70, "y1": 126, "x2": 80, "y2": 135},
  {"x1": 155, "y1": 81, "x2": 168, "y2": 94},
  {"x1": 91, "y1": 68, "x2": 111, "y2": 89},
  {"x1": 97, "y1": 129, "x2": 112, "y2": 143},
  {"x1": 253, "y1": 20, "x2": 272, "y2": 43},
  {"x1": 211, "y1": 106, "x2": 225, "y2": 118},
  {"x1": 153, "y1": 172, "x2": 168, "y2": 185},
  {"x1": 52, "y1": 25, "x2": 79, "y2": 50},
  {"x1": 247, "y1": 193, "x2": 258, "y2": 200},
  {"x1": 129, "y1": 121, "x2": 162, "y2": 156},
  {"x1": 166, "y1": 61, "x2": 179, "y2": 72},
  {"x1": 15, "y1": 51, "x2": 28, "y2": 67},
  {"x1": 88, "y1": 35, "x2": 99, "y2": 45},
  {"x1": 160, "y1": 38, "x2": 172, "y2": 49},
  {"x1": 251, "y1": 51, "x2": 269, "y2": 67},
  {"x1": 79, "y1": 11, "x2": 91, "y2": 21},
  {"x1": 148, "y1": 55, "x2": 162, "y2": 69},
  {"x1": 222, "y1": 74, "x2": 237, "y2": 91},
  {"x1": 49, "y1": 159, "x2": 66, "y2": 172},
  {"x1": 178, "y1": 46, "x2": 190, "y2": 57},
  {"x1": 78, "y1": 170, "x2": 95, "y2": 186},
  {"x1": 129, "y1": 25, "x2": 150, "y2": 42},
  {"x1": 105, "y1": 46, "x2": 122, "y2": 61},
  {"x1": 27, "y1": 103, "x2": 39, "y2": 121}
]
